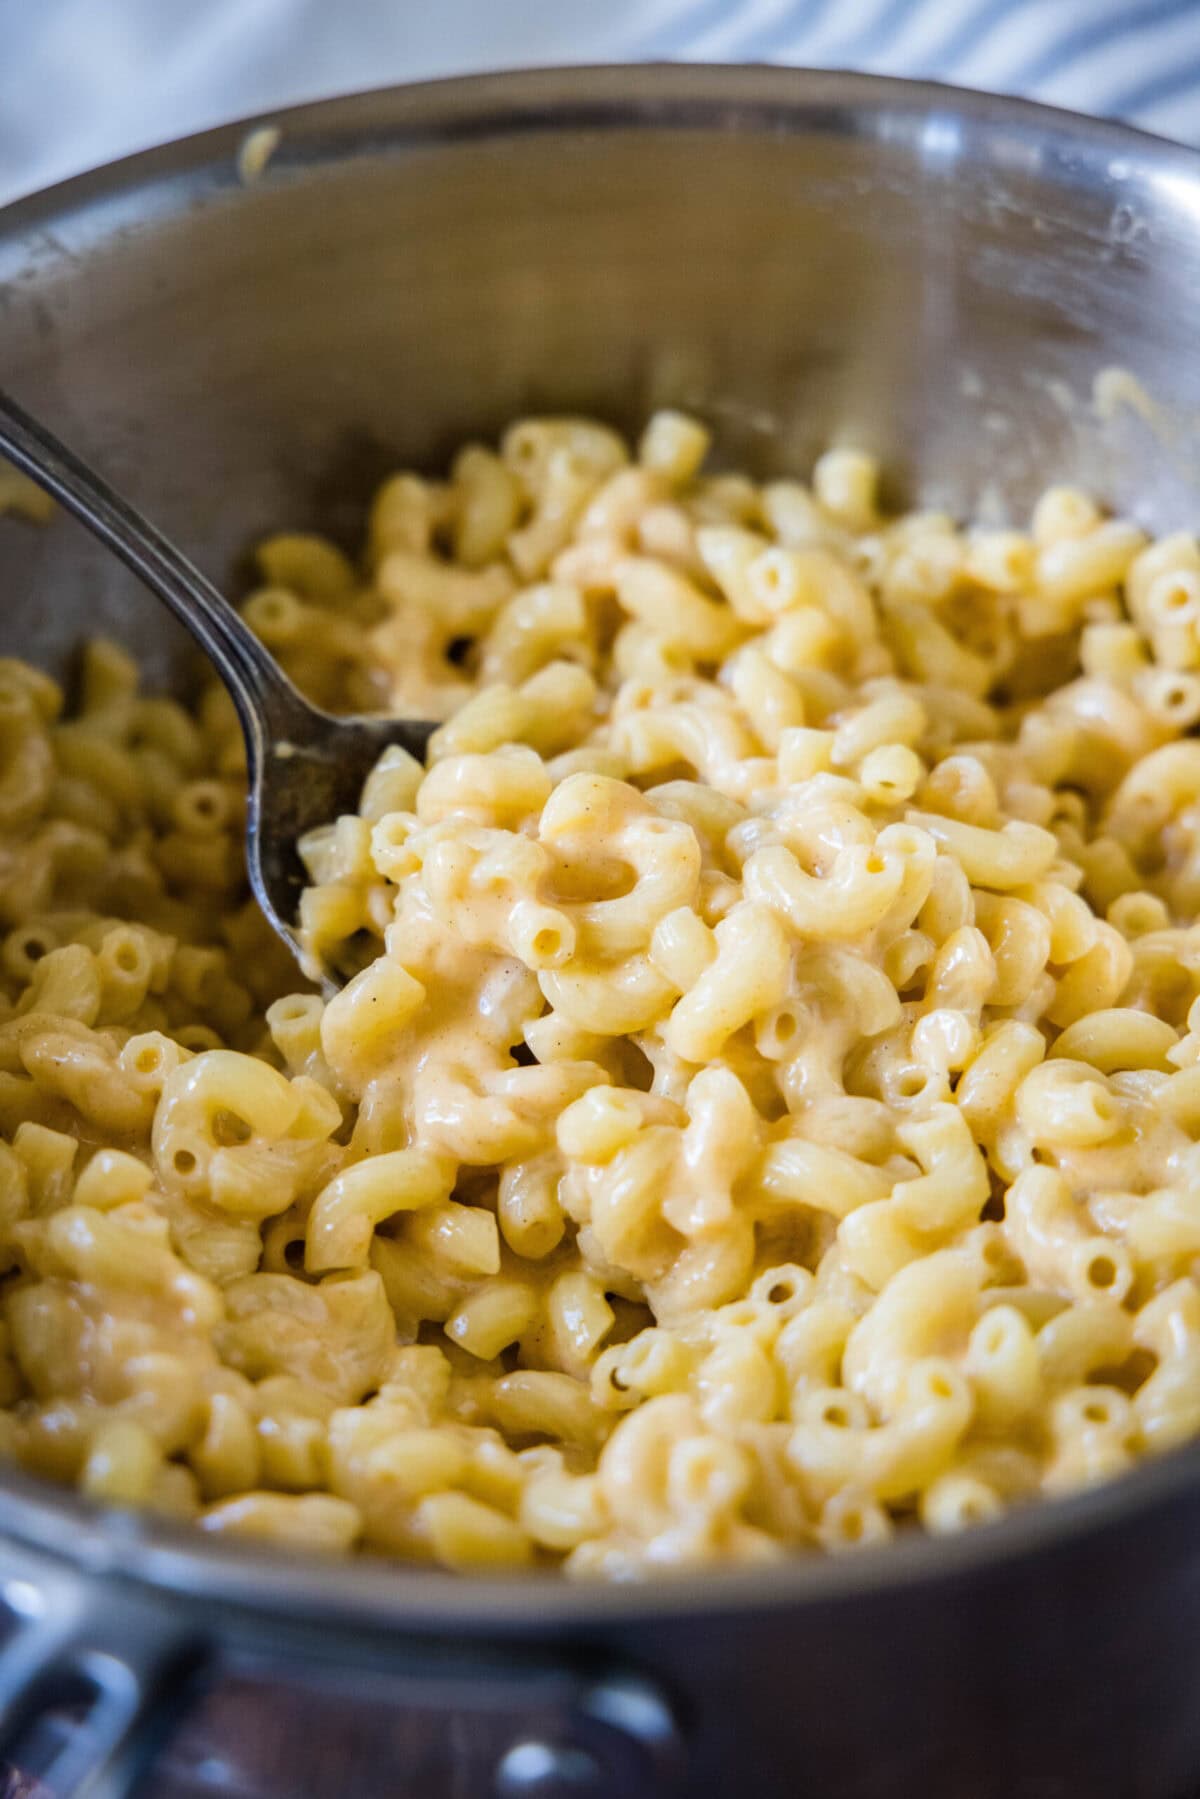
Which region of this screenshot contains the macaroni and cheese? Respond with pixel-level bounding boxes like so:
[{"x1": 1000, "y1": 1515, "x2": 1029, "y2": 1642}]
[{"x1": 3, "y1": 412, "x2": 1200, "y2": 1575}]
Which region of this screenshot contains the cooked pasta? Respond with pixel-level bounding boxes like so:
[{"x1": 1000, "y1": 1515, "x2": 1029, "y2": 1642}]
[{"x1": 2, "y1": 412, "x2": 1200, "y2": 1576}]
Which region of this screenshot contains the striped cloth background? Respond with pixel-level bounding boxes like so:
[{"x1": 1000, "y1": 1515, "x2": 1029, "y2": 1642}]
[{"x1": 2, "y1": 0, "x2": 1199, "y2": 206}]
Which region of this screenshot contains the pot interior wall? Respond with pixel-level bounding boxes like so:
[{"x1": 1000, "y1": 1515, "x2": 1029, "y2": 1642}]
[{"x1": 2, "y1": 72, "x2": 1200, "y2": 687}]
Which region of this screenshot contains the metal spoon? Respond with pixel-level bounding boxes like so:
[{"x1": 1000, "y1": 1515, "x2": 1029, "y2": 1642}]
[{"x1": 0, "y1": 388, "x2": 435, "y2": 984}]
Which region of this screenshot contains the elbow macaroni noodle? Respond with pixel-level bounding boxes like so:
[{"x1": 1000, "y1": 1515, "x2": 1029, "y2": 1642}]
[{"x1": 3, "y1": 414, "x2": 1200, "y2": 1575}]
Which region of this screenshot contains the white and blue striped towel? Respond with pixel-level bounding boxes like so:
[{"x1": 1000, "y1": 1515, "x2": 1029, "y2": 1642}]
[{"x1": 2, "y1": 0, "x2": 1199, "y2": 206}]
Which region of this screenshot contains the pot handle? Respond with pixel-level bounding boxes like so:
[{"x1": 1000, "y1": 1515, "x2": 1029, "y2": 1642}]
[
  {"x1": 0, "y1": 1536, "x2": 688, "y2": 1799},
  {"x1": 0, "y1": 1537, "x2": 206, "y2": 1799}
]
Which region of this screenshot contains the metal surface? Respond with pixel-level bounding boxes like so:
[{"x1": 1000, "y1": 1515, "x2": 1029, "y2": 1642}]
[
  {"x1": 3, "y1": 62, "x2": 1200, "y2": 1799},
  {"x1": 0, "y1": 387, "x2": 433, "y2": 980},
  {"x1": 0, "y1": 1539, "x2": 205, "y2": 1799},
  {"x1": 0, "y1": 1532, "x2": 686, "y2": 1799}
]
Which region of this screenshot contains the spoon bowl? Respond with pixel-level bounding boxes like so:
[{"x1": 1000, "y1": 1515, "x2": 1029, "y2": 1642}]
[{"x1": 0, "y1": 387, "x2": 434, "y2": 983}]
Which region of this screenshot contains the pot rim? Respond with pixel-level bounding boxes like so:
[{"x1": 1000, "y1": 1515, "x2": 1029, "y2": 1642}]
[
  {"x1": 3, "y1": 60, "x2": 1200, "y2": 1631},
  {"x1": 2, "y1": 59, "x2": 1197, "y2": 240}
]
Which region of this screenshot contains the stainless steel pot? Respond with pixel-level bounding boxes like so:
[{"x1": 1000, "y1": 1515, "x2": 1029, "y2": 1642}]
[{"x1": 3, "y1": 64, "x2": 1200, "y2": 1799}]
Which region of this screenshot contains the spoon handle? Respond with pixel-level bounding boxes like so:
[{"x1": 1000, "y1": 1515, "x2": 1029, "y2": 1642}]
[{"x1": 0, "y1": 386, "x2": 315, "y2": 742}]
